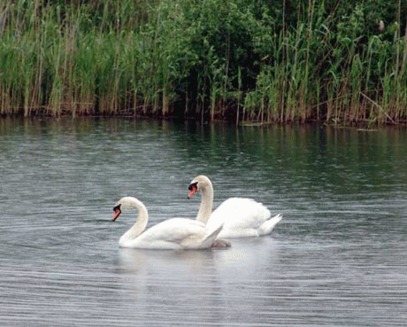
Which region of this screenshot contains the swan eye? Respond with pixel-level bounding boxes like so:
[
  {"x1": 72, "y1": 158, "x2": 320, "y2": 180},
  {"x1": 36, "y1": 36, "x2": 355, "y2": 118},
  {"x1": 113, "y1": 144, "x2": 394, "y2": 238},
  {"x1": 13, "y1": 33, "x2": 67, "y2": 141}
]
[{"x1": 188, "y1": 182, "x2": 198, "y2": 191}]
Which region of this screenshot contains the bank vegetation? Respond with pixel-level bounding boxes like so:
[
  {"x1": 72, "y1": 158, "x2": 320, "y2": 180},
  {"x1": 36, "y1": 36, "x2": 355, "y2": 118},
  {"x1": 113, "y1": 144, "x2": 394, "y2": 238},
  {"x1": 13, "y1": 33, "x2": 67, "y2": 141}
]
[{"x1": 0, "y1": 0, "x2": 406, "y2": 125}]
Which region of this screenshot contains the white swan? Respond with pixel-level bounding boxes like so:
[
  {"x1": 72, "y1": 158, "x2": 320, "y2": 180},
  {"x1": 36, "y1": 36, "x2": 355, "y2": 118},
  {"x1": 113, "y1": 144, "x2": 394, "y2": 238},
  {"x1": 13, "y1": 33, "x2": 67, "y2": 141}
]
[
  {"x1": 112, "y1": 196, "x2": 223, "y2": 249},
  {"x1": 188, "y1": 175, "x2": 283, "y2": 238}
]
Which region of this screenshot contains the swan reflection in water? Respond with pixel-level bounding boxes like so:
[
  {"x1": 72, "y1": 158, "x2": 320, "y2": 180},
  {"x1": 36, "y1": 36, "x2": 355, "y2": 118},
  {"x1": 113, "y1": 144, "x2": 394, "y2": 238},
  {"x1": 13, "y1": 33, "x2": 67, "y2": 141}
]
[
  {"x1": 114, "y1": 237, "x2": 282, "y2": 324},
  {"x1": 116, "y1": 237, "x2": 282, "y2": 282}
]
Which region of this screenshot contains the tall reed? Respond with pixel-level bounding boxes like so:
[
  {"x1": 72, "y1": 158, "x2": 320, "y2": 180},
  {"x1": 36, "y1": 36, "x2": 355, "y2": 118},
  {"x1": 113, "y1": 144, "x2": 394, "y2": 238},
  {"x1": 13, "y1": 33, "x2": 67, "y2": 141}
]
[{"x1": 0, "y1": 0, "x2": 405, "y2": 124}]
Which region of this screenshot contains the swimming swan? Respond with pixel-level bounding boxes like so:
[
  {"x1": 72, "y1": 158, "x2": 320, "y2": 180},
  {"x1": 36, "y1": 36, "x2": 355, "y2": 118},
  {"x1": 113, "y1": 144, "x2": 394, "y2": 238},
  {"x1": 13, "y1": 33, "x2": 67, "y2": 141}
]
[
  {"x1": 113, "y1": 196, "x2": 223, "y2": 249},
  {"x1": 188, "y1": 175, "x2": 283, "y2": 238}
]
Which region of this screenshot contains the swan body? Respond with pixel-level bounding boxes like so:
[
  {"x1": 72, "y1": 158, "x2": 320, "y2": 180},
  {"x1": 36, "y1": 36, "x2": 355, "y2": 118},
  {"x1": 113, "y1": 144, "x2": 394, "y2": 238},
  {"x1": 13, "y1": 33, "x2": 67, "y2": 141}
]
[
  {"x1": 113, "y1": 196, "x2": 223, "y2": 249},
  {"x1": 188, "y1": 175, "x2": 283, "y2": 238}
]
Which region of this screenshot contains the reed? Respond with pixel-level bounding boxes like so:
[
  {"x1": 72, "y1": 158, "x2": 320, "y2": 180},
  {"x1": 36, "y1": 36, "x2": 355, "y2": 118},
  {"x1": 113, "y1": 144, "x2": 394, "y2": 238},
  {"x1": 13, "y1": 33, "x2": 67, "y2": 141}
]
[{"x1": 0, "y1": 0, "x2": 405, "y2": 125}]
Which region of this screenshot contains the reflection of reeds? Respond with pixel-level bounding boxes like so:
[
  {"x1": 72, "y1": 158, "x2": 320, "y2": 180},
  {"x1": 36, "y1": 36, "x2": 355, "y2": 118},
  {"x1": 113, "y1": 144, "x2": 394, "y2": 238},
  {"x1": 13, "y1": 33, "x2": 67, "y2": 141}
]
[{"x1": 0, "y1": 1, "x2": 405, "y2": 124}]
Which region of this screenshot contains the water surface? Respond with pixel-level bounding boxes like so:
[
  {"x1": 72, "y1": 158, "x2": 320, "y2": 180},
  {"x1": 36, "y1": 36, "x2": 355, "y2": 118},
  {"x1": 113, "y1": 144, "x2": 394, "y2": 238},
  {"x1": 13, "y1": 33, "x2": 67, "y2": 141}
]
[{"x1": 1, "y1": 118, "x2": 406, "y2": 326}]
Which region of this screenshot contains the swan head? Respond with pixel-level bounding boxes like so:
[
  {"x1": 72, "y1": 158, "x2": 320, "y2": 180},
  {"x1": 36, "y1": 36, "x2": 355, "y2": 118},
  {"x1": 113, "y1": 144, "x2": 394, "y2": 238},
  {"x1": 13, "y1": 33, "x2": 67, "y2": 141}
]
[
  {"x1": 113, "y1": 203, "x2": 122, "y2": 221},
  {"x1": 112, "y1": 196, "x2": 143, "y2": 221},
  {"x1": 188, "y1": 175, "x2": 213, "y2": 199}
]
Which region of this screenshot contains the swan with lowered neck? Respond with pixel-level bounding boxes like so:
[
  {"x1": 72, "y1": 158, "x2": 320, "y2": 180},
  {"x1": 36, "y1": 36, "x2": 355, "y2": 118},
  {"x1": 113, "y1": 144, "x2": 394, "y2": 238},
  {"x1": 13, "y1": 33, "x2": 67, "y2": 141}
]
[
  {"x1": 188, "y1": 175, "x2": 283, "y2": 238},
  {"x1": 112, "y1": 196, "x2": 223, "y2": 249}
]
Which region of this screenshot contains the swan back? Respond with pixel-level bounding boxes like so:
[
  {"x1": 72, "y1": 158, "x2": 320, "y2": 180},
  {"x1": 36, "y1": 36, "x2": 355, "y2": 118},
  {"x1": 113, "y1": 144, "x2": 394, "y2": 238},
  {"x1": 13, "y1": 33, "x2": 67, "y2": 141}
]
[
  {"x1": 209, "y1": 197, "x2": 270, "y2": 230},
  {"x1": 120, "y1": 217, "x2": 223, "y2": 249}
]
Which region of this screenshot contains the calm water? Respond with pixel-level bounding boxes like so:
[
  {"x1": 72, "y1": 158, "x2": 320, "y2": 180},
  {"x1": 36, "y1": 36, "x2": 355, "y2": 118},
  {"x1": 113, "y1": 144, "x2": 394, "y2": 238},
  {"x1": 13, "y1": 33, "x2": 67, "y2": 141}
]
[{"x1": 0, "y1": 118, "x2": 406, "y2": 326}]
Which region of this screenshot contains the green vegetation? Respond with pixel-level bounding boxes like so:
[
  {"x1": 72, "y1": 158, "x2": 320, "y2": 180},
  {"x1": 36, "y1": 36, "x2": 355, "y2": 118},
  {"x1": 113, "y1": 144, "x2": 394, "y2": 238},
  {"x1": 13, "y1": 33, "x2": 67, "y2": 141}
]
[{"x1": 0, "y1": 0, "x2": 406, "y2": 125}]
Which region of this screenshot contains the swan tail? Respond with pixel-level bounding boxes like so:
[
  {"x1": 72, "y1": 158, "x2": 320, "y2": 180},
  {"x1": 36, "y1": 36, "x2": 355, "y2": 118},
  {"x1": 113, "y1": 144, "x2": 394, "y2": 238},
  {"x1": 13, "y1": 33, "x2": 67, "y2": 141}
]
[
  {"x1": 201, "y1": 224, "x2": 223, "y2": 248},
  {"x1": 258, "y1": 213, "x2": 283, "y2": 236}
]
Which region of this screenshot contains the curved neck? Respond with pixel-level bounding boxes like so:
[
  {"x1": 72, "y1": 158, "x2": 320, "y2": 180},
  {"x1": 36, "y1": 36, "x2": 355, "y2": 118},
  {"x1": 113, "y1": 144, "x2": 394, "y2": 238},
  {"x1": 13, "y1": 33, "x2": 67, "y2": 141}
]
[
  {"x1": 196, "y1": 183, "x2": 214, "y2": 224},
  {"x1": 121, "y1": 198, "x2": 149, "y2": 242}
]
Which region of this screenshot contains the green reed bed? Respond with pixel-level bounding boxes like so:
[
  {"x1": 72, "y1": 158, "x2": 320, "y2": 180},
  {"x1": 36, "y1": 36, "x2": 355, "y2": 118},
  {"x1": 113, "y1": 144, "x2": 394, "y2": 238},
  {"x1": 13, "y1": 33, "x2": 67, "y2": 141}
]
[{"x1": 0, "y1": 0, "x2": 406, "y2": 125}]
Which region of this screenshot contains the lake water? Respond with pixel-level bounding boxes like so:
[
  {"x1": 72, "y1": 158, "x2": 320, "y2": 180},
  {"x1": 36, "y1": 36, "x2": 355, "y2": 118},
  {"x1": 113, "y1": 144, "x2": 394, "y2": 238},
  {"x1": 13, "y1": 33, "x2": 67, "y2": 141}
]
[{"x1": 0, "y1": 118, "x2": 406, "y2": 326}]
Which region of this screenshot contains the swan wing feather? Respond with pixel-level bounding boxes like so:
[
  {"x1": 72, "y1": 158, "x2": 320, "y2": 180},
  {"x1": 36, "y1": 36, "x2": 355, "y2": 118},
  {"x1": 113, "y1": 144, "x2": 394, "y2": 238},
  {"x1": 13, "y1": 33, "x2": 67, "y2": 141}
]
[
  {"x1": 209, "y1": 197, "x2": 270, "y2": 229},
  {"x1": 134, "y1": 218, "x2": 219, "y2": 249},
  {"x1": 207, "y1": 197, "x2": 282, "y2": 238}
]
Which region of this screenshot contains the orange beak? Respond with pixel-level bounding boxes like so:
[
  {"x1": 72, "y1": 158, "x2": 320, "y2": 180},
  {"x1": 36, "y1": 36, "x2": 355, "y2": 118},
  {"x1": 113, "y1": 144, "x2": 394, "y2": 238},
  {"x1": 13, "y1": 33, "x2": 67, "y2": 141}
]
[
  {"x1": 112, "y1": 208, "x2": 122, "y2": 221},
  {"x1": 188, "y1": 185, "x2": 198, "y2": 199}
]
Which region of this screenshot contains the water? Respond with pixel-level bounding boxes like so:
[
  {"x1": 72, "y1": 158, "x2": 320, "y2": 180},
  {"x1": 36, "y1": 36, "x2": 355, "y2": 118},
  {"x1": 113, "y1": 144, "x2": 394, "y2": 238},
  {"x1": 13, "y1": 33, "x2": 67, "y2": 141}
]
[{"x1": 1, "y1": 118, "x2": 406, "y2": 326}]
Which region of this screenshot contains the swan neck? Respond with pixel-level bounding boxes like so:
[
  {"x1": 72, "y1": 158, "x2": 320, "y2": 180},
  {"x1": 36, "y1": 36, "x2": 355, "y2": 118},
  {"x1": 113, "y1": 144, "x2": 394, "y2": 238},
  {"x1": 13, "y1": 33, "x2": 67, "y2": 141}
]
[
  {"x1": 196, "y1": 184, "x2": 213, "y2": 224},
  {"x1": 122, "y1": 199, "x2": 148, "y2": 241}
]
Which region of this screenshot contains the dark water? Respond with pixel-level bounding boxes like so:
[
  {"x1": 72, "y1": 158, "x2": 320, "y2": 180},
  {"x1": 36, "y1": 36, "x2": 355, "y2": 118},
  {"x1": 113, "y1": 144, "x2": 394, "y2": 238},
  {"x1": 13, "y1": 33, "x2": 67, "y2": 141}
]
[{"x1": 0, "y1": 118, "x2": 406, "y2": 326}]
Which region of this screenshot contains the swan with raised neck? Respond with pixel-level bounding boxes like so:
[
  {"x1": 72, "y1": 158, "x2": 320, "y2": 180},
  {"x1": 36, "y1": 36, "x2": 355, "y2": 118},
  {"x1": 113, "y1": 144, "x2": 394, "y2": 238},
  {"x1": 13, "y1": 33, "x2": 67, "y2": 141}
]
[{"x1": 188, "y1": 175, "x2": 283, "y2": 238}]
